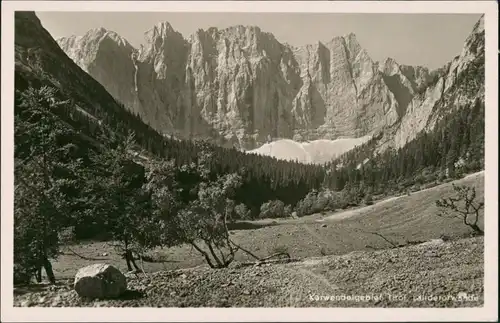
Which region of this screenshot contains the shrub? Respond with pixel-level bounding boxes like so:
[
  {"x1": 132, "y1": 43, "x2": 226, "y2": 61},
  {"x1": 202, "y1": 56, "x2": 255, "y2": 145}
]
[
  {"x1": 313, "y1": 190, "x2": 331, "y2": 212},
  {"x1": 234, "y1": 203, "x2": 251, "y2": 220},
  {"x1": 364, "y1": 194, "x2": 374, "y2": 206},
  {"x1": 295, "y1": 190, "x2": 317, "y2": 216},
  {"x1": 259, "y1": 200, "x2": 285, "y2": 219}
]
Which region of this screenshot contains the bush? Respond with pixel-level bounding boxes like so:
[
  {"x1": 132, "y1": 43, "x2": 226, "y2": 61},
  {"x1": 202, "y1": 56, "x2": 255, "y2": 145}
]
[
  {"x1": 259, "y1": 200, "x2": 285, "y2": 219},
  {"x1": 295, "y1": 190, "x2": 317, "y2": 216},
  {"x1": 313, "y1": 190, "x2": 331, "y2": 212},
  {"x1": 294, "y1": 187, "x2": 359, "y2": 217},
  {"x1": 234, "y1": 203, "x2": 251, "y2": 220},
  {"x1": 319, "y1": 247, "x2": 329, "y2": 256}
]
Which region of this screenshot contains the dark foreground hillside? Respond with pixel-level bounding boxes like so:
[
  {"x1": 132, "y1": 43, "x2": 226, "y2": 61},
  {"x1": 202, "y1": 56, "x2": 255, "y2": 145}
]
[{"x1": 14, "y1": 236, "x2": 484, "y2": 307}]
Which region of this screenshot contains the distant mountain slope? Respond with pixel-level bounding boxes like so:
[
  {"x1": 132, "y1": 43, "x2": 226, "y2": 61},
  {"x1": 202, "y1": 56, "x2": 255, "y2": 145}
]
[
  {"x1": 55, "y1": 14, "x2": 484, "y2": 165},
  {"x1": 13, "y1": 11, "x2": 486, "y2": 222},
  {"x1": 15, "y1": 11, "x2": 151, "y2": 146},
  {"x1": 55, "y1": 19, "x2": 454, "y2": 152},
  {"x1": 379, "y1": 15, "x2": 485, "y2": 152}
]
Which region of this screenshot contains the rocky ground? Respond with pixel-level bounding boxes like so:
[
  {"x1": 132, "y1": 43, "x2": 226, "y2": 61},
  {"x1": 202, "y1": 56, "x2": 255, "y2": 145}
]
[{"x1": 14, "y1": 236, "x2": 484, "y2": 308}]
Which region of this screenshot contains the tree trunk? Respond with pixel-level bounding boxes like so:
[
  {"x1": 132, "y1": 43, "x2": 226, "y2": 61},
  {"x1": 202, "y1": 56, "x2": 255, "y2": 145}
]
[
  {"x1": 124, "y1": 249, "x2": 140, "y2": 271},
  {"x1": 190, "y1": 241, "x2": 216, "y2": 268},
  {"x1": 124, "y1": 250, "x2": 133, "y2": 271},
  {"x1": 205, "y1": 241, "x2": 224, "y2": 268},
  {"x1": 130, "y1": 256, "x2": 140, "y2": 271},
  {"x1": 125, "y1": 259, "x2": 132, "y2": 271},
  {"x1": 34, "y1": 267, "x2": 42, "y2": 283},
  {"x1": 42, "y1": 255, "x2": 56, "y2": 284},
  {"x1": 124, "y1": 239, "x2": 134, "y2": 271},
  {"x1": 470, "y1": 224, "x2": 484, "y2": 236}
]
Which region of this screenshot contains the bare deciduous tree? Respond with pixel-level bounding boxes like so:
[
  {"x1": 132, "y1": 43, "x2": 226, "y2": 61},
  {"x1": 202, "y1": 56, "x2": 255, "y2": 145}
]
[{"x1": 436, "y1": 184, "x2": 484, "y2": 235}]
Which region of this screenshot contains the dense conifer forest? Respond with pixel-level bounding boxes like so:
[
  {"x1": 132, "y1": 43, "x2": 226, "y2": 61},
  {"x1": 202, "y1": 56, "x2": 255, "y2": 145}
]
[{"x1": 15, "y1": 77, "x2": 485, "y2": 222}]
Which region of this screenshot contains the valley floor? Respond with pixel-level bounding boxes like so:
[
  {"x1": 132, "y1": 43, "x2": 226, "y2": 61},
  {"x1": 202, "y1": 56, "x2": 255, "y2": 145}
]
[
  {"x1": 13, "y1": 171, "x2": 485, "y2": 307},
  {"x1": 45, "y1": 171, "x2": 485, "y2": 278},
  {"x1": 14, "y1": 236, "x2": 484, "y2": 307}
]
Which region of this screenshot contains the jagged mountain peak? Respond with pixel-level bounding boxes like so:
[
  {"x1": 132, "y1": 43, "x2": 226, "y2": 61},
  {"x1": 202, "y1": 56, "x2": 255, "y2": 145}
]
[
  {"x1": 218, "y1": 24, "x2": 280, "y2": 47},
  {"x1": 188, "y1": 24, "x2": 277, "y2": 46},
  {"x1": 58, "y1": 27, "x2": 133, "y2": 49},
  {"x1": 55, "y1": 15, "x2": 484, "y2": 161},
  {"x1": 382, "y1": 57, "x2": 398, "y2": 66},
  {"x1": 342, "y1": 32, "x2": 362, "y2": 53},
  {"x1": 342, "y1": 32, "x2": 357, "y2": 41},
  {"x1": 463, "y1": 15, "x2": 485, "y2": 56},
  {"x1": 143, "y1": 21, "x2": 185, "y2": 47},
  {"x1": 223, "y1": 24, "x2": 262, "y2": 33},
  {"x1": 382, "y1": 15, "x2": 485, "y2": 152},
  {"x1": 15, "y1": 11, "x2": 133, "y2": 135},
  {"x1": 379, "y1": 57, "x2": 412, "y2": 77},
  {"x1": 94, "y1": 28, "x2": 132, "y2": 47},
  {"x1": 150, "y1": 21, "x2": 177, "y2": 36},
  {"x1": 89, "y1": 26, "x2": 108, "y2": 35}
]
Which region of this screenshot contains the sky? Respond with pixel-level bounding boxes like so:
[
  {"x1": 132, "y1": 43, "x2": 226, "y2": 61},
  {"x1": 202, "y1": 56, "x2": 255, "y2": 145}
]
[{"x1": 36, "y1": 12, "x2": 481, "y2": 70}]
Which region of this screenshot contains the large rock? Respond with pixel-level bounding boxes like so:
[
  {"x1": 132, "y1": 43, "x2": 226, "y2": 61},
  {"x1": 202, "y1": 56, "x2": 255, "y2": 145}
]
[{"x1": 74, "y1": 264, "x2": 127, "y2": 299}]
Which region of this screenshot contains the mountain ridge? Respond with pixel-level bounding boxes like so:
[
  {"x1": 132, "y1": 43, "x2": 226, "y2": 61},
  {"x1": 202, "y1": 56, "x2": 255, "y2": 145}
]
[
  {"x1": 55, "y1": 15, "x2": 484, "y2": 162},
  {"x1": 13, "y1": 10, "x2": 486, "y2": 227},
  {"x1": 55, "y1": 22, "x2": 428, "y2": 145}
]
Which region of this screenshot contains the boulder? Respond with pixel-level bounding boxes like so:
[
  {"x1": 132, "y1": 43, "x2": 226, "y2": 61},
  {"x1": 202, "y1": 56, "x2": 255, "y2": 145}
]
[{"x1": 74, "y1": 264, "x2": 127, "y2": 299}]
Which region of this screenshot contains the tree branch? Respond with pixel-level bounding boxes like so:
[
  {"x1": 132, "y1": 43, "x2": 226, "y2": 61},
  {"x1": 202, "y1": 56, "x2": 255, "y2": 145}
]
[
  {"x1": 229, "y1": 239, "x2": 261, "y2": 260},
  {"x1": 365, "y1": 231, "x2": 399, "y2": 248}
]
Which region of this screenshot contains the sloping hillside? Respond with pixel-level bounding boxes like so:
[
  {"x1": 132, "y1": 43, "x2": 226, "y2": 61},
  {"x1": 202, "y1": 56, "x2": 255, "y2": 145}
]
[
  {"x1": 14, "y1": 172, "x2": 485, "y2": 307},
  {"x1": 34, "y1": 171, "x2": 484, "y2": 280}
]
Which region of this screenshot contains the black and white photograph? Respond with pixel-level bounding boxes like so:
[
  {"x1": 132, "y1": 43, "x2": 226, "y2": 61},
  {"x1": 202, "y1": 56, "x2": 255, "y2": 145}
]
[{"x1": 1, "y1": 1, "x2": 498, "y2": 322}]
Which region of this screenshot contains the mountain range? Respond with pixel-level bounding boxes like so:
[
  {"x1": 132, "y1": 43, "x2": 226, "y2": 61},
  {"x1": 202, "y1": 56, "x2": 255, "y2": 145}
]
[
  {"x1": 36, "y1": 14, "x2": 486, "y2": 163},
  {"x1": 13, "y1": 10, "x2": 486, "y2": 218}
]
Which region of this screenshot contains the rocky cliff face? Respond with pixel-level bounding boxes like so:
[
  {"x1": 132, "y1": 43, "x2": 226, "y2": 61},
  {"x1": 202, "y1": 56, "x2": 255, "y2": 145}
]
[
  {"x1": 382, "y1": 15, "x2": 485, "y2": 151},
  {"x1": 57, "y1": 16, "x2": 484, "y2": 152}
]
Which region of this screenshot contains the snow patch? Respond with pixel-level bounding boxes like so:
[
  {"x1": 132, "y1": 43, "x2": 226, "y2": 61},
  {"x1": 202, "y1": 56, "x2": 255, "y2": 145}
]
[{"x1": 247, "y1": 136, "x2": 372, "y2": 164}]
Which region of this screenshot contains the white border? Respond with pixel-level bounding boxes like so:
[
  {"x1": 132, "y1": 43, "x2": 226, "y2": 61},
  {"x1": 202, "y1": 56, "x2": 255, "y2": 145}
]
[{"x1": 1, "y1": 1, "x2": 498, "y2": 322}]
